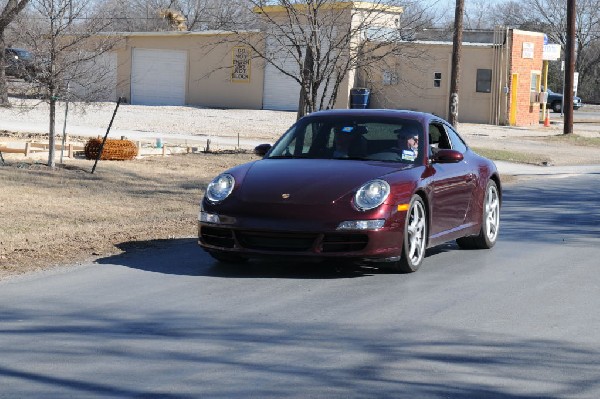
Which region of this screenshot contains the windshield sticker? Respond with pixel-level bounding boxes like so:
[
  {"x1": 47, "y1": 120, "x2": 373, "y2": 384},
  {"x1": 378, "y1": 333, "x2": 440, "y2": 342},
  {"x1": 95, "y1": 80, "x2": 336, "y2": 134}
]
[
  {"x1": 402, "y1": 150, "x2": 416, "y2": 161},
  {"x1": 341, "y1": 126, "x2": 354, "y2": 133}
]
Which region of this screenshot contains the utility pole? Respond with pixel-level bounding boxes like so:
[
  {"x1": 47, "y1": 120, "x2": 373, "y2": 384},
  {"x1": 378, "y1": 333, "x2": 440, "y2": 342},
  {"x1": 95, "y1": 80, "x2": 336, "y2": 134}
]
[
  {"x1": 448, "y1": 0, "x2": 464, "y2": 127},
  {"x1": 564, "y1": 0, "x2": 576, "y2": 135}
]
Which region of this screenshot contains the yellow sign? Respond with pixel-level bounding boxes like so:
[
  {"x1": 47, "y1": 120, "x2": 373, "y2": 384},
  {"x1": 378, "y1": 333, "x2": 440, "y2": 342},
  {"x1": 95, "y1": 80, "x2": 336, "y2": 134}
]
[{"x1": 232, "y1": 46, "x2": 251, "y2": 83}]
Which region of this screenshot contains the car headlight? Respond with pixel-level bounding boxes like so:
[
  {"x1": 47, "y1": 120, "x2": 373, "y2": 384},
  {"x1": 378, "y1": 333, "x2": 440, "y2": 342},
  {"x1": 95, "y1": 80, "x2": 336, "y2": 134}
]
[
  {"x1": 206, "y1": 173, "x2": 235, "y2": 203},
  {"x1": 354, "y1": 179, "x2": 390, "y2": 211}
]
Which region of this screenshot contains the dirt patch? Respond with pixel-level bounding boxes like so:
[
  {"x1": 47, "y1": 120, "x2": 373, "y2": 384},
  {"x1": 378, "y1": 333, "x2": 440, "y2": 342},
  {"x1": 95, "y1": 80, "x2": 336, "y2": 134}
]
[{"x1": 0, "y1": 152, "x2": 257, "y2": 280}]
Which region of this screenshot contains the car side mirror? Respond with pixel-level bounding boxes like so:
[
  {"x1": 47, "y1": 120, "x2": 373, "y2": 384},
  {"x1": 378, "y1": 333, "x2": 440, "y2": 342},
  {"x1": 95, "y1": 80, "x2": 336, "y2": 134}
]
[
  {"x1": 431, "y1": 149, "x2": 464, "y2": 164},
  {"x1": 254, "y1": 144, "x2": 272, "y2": 156}
]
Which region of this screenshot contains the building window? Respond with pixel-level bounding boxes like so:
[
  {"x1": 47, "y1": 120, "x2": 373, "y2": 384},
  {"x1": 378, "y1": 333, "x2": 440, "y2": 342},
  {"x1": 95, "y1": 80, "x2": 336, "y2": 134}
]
[
  {"x1": 433, "y1": 72, "x2": 442, "y2": 88},
  {"x1": 476, "y1": 69, "x2": 492, "y2": 93},
  {"x1": 530, "y1": 71, "x2": 541, "y2": 92},
  {"x1": 383, "y1": 70, "x2": 399, "y2": 85},
  {"x1": 530, "y1": 71, "x2": 542, "y2": 103}
]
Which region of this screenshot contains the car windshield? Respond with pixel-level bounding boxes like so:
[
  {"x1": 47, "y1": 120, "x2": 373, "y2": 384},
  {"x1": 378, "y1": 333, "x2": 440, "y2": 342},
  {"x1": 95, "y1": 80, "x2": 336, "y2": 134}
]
[
  {"x1": 267, "y1": 115, "x2": 424, "y2": 164},
  {"x1": 13, "y1": 49, "x2": 33, "y2": 61}
]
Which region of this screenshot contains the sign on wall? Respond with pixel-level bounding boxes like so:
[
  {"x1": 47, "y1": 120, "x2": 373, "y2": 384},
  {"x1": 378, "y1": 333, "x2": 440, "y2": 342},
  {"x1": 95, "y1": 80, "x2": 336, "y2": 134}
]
[
  {"x1": 232, "y1": 46, "x2": 251, "y2": 83},
  {"x1": 543, "y1": 44, "x2": 561, "y2": 61},
  {"x1": 522, "y1": 42, "x2": 534, "y2": 59}
]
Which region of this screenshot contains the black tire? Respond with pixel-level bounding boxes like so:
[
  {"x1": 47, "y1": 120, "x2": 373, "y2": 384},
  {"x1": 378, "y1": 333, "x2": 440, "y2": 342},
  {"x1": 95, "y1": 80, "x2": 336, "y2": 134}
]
[
  {"x1": 552, "y1": 102, "x2": 562, "y2": 113},
  {"x1": 389, "y1": 195, "x2": 427, "y2": 273},
  {"x1": 456, "y1": 180, "x2": 500, "y2": 250},
  {"x1": 208, "y1": 250, "x2": 248, "y2": 264}
]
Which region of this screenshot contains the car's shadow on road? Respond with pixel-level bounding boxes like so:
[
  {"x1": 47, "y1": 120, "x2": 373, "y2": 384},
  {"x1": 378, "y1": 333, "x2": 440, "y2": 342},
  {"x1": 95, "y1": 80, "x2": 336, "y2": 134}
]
[
  {"x1": 95, "y1": 238, "x2": 455, "y2": 279},
  {"x1": 96, "y1": 238, "x2": 372, "y2": 279}
]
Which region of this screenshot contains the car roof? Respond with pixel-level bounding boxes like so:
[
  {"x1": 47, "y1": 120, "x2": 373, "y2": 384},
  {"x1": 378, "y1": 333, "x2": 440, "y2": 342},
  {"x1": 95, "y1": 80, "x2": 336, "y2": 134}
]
[{"x1": 306, "y1": 108, "x2": 435, "y2": 124}]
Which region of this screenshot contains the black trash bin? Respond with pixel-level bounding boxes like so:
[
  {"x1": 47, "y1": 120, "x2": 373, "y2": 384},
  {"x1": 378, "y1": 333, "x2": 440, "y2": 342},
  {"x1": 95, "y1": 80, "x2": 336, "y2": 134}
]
[{"x1": 350, "y1": 88, "x2": 370, "y2": 109}]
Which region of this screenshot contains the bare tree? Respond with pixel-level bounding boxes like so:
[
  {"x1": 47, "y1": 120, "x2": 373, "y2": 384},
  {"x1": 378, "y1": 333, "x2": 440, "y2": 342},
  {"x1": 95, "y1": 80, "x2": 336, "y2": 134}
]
[
  {"x1": 214, "y1": 0, "x2": 433, "y2": 119},
  {"x1": 93, "y1": 0, "x2": 257, "y2": 32},
  {"x1": 174, "y1": 0, "x2": 258, "y2": 31},
  {"x1": 0, "y1": 0, "x2": 31, "y2": 105},
  {"x1": 91, "y1": 0, "x2": 172, "y2": 32},
  {"x1": 14, "y1": 0, "x2": 121, "y2": 167},
  {"x1": 487, "y1": 1, "x2": 528, "y2": 27},
  {"x1": 463, "y1": 0, "x2": 491, "y2": 30}
]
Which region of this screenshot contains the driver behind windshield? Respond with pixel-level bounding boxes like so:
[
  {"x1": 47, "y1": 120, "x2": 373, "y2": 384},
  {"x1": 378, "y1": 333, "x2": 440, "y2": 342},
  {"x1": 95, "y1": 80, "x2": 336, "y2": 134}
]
[{"x1": 393, "y1": 126, "x2": 420, "y2": 162}]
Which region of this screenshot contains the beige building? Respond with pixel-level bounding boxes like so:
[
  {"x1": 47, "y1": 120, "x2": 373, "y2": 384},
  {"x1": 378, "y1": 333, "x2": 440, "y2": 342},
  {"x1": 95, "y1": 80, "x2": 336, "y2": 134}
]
[
  {"x1": 361, "y1": 28, "x2": 545, "y2": 126},
  {"x1": 114, "y1": 31, "x2": 265, "y2": 109},
  {"x1": 111, "y1": 3, "x2": 544, "y2": 126}
]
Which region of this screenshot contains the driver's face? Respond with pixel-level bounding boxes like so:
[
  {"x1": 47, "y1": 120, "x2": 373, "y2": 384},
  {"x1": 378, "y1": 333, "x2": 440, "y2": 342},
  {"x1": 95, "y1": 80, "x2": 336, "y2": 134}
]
[{"x1": 400, "y1": 135, "x2": 417, "y2": 148}]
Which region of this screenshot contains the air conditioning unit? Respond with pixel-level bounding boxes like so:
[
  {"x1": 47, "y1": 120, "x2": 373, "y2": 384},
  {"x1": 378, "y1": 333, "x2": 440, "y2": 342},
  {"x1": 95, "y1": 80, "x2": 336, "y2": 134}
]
[{"x1": 530, "y1": 91, "x2": 540, "y2": 103}]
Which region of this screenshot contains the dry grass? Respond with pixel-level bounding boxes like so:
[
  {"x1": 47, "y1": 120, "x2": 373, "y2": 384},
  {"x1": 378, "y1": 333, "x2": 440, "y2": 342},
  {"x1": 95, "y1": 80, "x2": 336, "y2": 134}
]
[
  {"x1": 470, "y1": 147, "x2": 552, "y2": 165},
  {"x1": 0, "y1": 152, "x2": 257, "y2": 279},
  {"x1": 536, "y1": 133, "x2": 600, "y2": 147}
]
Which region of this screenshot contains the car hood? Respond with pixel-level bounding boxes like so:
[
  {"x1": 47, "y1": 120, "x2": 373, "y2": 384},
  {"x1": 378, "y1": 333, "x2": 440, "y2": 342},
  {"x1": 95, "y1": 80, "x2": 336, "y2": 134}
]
[{"x1": 237, "y1": 159, "x2": 409, "y2": 205}]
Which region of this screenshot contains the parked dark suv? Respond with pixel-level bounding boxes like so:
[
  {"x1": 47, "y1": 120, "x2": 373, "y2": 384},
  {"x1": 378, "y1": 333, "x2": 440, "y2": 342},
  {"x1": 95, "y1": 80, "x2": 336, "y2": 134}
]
[
  {"x1": 545, "y1": 88, "x2": 584, "y2": 113},
  {"x1": 4, "y1": 48, "x2": 37, "y2": 81}
]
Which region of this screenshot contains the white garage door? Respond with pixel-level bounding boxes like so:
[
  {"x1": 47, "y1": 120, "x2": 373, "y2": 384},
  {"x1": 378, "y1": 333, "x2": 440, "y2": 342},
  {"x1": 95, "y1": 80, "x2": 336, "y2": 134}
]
[
  {"x1": 262, "y1": 47, "x2": 301, "y2": 111},
  {"x1": 131, "y1": 48, "x2": 187, "y2": 106},
  {"x1": 262, "y1": 36, "x2": 336, "y2": 112}
]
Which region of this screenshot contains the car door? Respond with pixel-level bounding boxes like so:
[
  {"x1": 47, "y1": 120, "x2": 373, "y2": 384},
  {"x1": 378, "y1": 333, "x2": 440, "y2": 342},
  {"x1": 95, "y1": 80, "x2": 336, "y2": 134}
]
[{"x1": 427, "y1": 122, "x2": 477, "y2": 237}]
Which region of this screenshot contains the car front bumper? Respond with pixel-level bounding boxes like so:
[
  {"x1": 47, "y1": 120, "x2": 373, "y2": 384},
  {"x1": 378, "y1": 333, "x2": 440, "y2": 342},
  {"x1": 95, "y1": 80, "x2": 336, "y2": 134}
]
[{"x1": 198, "y1": 220, "x2": 405, "y2": 262}]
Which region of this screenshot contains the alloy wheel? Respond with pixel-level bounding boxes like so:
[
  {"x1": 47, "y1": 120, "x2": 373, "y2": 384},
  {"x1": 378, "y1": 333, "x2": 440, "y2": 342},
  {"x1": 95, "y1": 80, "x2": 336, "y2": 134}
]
[
  {"x1": 406, "y1": 200, "x2": 426, "y2": 265},
  {"x1": 485, "y1": 184, "x2": 500, "y2": 243}
]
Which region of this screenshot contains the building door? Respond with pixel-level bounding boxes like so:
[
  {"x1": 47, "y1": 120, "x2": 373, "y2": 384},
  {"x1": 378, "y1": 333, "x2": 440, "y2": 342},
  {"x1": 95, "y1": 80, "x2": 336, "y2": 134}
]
[
  {"x1": 509, "y1": 73, "x2": 518, "y2": 126},
  {"x1": 131, "y1": 48, "x2": 187, "y2": 106},
  {"x1": 262, "y1": 36, "x2": 301, "y2": 111}
]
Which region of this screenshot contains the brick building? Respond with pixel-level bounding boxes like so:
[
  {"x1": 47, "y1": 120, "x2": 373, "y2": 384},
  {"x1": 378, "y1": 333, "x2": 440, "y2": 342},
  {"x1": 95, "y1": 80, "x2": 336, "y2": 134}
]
[{"x1": 507, "y1": 30, "x2": 545, "y2": 126}]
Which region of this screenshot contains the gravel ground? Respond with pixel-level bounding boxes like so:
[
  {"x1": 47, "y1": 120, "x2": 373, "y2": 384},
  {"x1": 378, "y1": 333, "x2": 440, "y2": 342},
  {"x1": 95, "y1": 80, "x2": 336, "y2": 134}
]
[
  {"x1": 1, "y1": 98, "x2": 599, "y2": 163},
  {"x1": 0, "y1": 98, "x2": 297, "y2": 143}
]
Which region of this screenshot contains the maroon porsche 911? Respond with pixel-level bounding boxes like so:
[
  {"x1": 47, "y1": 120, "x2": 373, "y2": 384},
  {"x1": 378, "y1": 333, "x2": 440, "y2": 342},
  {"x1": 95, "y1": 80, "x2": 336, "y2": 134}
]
[{"x1": 198, "y1": 109, "x2": 501, "y2": 273}]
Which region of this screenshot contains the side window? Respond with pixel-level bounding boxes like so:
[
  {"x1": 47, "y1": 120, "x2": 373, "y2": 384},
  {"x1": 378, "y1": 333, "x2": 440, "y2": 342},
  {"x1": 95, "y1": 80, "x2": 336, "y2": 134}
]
[
  {"x1": 433, "y1": 72, "x2": 442, "y2": 88},
  {"x1": 476, "y1": 69, "x2": 492, "y2": 93},
  {"x1": 382, "y1": 70, "x2": 399, "y2": 85},
  {"x1": 444, "y1": 124, "x2": 468, "y2": 153},
  {"x1": 428, "y1": 123, "x2": 451, "y2": 153}
]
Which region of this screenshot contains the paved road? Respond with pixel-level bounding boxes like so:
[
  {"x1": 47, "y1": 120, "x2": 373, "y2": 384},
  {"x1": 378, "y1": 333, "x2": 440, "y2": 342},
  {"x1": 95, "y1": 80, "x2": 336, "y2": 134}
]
[
  {"x1": 1, "y1": 175, "x2": 599, "y2": 398},
  {"x1": 549, "y1": 107, "x2": 600, "y2": 123}
]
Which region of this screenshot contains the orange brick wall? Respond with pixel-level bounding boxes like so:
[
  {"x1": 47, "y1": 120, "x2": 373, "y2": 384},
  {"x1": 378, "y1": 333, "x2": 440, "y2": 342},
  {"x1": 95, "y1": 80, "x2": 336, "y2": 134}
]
[{"x1": 508, "y1": 30, "x2": 544, "y2": 126}]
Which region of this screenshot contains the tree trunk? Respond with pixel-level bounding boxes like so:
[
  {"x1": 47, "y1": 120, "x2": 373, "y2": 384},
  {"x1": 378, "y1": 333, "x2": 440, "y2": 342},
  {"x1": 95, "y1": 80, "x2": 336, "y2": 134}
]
[
  {"x1": 563, "y1": 0, "x2": 576, "y2": 135},
  {"x1": 297, "y1": 45, "x2": 314, "y2": 120},
  {"x1": 0, "y1": 37, "x2": 8, "y2": 105},
  {"x1": 0, "y1": 0, "x2": 32, "y2": 106},
  {"x1": 48, "y1": 97, "x2": 56, "y2": 168},
  {"x1": 448, "y1": 0, "x2": 465, "y2": 127}
]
